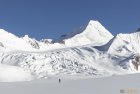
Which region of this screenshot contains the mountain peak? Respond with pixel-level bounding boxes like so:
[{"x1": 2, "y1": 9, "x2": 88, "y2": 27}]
[
  {"x1": 0, "y1": 29, "x2": 18, "y2": 38},
  {"x1": 0, "y1": 29, "x2": 7, "y2": 33},
  {"x1": 87, "y1": 20, "x2": 101, "y2": 26},
  {"x1": 84, "y1": 20, "x2": 101, "y2": 32},
  {"x1": 60, "y1": 20, "x2": 113, "y2": 46},
  {"x1": 85, "y1": 20, "x2": 112, "y2": 35},
  {"x1": 0, "y1": 29, "x2": 20, "y2": 42}
]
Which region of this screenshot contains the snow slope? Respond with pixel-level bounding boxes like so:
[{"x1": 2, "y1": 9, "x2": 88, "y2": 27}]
[
  {"x1": 0, "y1": 44, "x2": 138, "y2": 80},
  {"x1": 0, "y1": 73, "x2": 140, "y2": 94},
  {"x1": 0, "y1": 64, "x2": 33, "y2": 82}
]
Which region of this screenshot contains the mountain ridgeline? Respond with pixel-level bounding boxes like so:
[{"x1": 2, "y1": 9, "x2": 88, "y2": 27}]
[{"x1": 0, "y1": 20, "x2": 140, "y2": 79}]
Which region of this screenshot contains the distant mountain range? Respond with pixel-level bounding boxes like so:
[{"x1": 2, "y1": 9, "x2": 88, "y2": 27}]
[{"x1": 0, "y1": 20, "x2": 140, "y2": 80}]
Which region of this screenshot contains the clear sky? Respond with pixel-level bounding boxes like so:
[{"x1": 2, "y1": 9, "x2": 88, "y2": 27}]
[{"x1": 0, "y1": 0, "x2": 139, "y2": 40}]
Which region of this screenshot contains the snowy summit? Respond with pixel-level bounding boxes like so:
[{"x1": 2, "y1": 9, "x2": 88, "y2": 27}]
[{"x1": 59, "y1": 20, "x2": 113, "y2": 46}]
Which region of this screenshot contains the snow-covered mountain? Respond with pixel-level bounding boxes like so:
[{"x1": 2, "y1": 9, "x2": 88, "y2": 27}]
[
  {"x1": 59, "y1": 20, "x2": 113, "y2": 46},
  {"x1": 0, "y1": 29, "x2": 63, "y2": 51},
  {"x1": 0, "y1": 29, "x2": 37, "y2": 51},
  {"x1": 0, "y1": 20, "x2": 114, "y2": 51},
  {"x1": 97, "y1": 31, "x2": 140, "y2": 57},
  {"x1": 0, "y1": 20, "x2": 140, "y2": 82}
]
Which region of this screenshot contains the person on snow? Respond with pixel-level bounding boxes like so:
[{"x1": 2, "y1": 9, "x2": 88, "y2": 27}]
[{"x1": 59, "y1": 78, "x2": 61, "y2": 83}]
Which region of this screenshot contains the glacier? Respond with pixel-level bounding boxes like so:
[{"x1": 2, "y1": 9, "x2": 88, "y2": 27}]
[{"x1": 0, "y1": 20, "x2": 140, "y2": 82}]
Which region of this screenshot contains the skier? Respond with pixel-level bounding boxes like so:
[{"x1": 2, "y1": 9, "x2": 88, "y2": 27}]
[{"x1": 59, "y1": 78, "x2": 61, "y2": 83}]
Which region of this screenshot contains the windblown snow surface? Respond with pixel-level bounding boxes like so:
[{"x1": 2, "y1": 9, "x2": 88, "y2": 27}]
[
  {"x1": 0, "y1": 73, "x2": 140, "y2": 94},
  {"x1": 0, "y1": 20, "x2": 140, "y2": 83}
]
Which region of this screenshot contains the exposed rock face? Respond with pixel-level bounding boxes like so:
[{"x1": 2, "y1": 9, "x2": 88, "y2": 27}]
[
  {"x1": 40, "y1": 39, "x2": 53, "y2": 44},
  {"x1": 23, "y1": 35, "x2": 40, "y2": 49},
  {"x1": 137, "y1": 28, "x2": 140, "y2": 32},
  {"x1": 132, "y1": 54, "x2": 140, "y2": 70}
]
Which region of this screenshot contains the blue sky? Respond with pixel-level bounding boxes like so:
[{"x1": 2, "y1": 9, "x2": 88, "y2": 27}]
[{"x1": 0, "y1": 0, "x2": 140, "y2": 40}]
